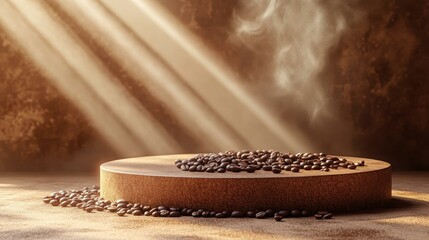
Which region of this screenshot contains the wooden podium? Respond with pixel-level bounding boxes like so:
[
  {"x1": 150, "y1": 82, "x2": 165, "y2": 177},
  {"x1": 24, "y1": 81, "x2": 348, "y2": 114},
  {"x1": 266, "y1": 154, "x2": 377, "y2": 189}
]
[{"x1": 100, "y1": 154, "x2": 391, "y2": 212}]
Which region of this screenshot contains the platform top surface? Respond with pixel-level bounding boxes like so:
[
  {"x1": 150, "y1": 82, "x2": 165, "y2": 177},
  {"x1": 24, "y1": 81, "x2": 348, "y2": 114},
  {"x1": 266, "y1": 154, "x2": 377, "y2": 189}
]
[{"x1": 100, "y1": 154, "x2": 391, "y2": 179}]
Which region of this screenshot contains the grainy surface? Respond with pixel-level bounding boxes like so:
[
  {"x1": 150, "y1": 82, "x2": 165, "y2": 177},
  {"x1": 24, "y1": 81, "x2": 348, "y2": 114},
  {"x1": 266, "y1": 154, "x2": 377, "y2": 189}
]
[
  {"x1": 0, "y1": 172, "x2": 428, "y2": 240},
  {"x1": 100, "y1": 154, "x2": 391, "y2": 212}
]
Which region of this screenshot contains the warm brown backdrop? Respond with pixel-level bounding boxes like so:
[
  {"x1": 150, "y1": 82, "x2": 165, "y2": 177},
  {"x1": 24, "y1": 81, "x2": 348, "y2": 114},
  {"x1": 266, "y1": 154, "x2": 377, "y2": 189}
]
[{"x1": 0, "y1": 0, "x2": 428, "y2": 171}]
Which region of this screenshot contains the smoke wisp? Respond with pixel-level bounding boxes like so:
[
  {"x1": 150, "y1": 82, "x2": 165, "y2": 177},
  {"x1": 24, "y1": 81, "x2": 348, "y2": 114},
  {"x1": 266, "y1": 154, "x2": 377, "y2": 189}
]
[{"x1": 233, "y1": 0, "x2": 354, "y2": 120}]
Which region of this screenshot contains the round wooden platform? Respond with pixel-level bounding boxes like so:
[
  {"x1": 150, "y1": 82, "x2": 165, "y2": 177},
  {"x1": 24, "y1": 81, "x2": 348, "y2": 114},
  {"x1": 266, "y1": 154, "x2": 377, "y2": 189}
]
[{"x1": 100, "y1": 154, "x2": 391, "y2": 212}]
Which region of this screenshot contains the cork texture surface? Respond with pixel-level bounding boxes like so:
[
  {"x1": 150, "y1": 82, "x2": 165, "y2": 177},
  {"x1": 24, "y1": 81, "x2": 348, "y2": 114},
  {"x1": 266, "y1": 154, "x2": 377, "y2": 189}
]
[
  {"x1": 0, "y1": 172, "x2": 427, "y2": 240},
  {"x1": 100, "y1": 155, "x2": 391, "y2": 212}
]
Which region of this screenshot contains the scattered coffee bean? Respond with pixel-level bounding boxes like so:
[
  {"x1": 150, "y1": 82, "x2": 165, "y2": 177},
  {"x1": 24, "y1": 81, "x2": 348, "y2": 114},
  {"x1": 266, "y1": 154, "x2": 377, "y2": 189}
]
[
  {"x1": 247, "y1": 211, "x2": 256, "y2": 218},
  {"x1": 50, "y1": 200, "x2": 60, "y2": 206},
  {"x1": 318, "y1": 211, "x2": 329, "y2": 215},
  {"x1": 231, "y1": 211, "x2": 244, "y2": 218},
  {"x1": 161, "y1": 210, "x2": 171, "y2": 217},
  {"x1": 169, "y1": 211, "x2": 181, "y2": 217},
  {"x1": 132, "y1": 210, "x2": 143, "y2": 216},
  {"x1": 255, "y1": 211, "x2": 266, "y2": 219},
  {"x1": 202, "y1": 211, "x2": 210, "y2": 218},
  {"x1": 291, "y1": 210, "x2": 301, "y2": 217},
  {"x1": 274, "y1": 214, "x2": 283, "y2": 221},
  {"x1": 192, "y1": 211, "x2": 201, "y2": 217},
  {"x1": 277, "y1": 210, "x2": 289, "y2": 217},
  {"x1": 315, "y1": 211, "x2": 333, "y2": 220},
  {"x1": 152, "y1": 211, "x2": 160, "y2": 217},
  {"x1": 301, "y1": 210, "x2": 309, "y2": 217},
  {"x1": 348, "y1": 164, "x2": 357, "y2": 169},
  {"x1": 265, "y1": 209, "x2": 275, "y2": 217},
  {"x1": 43, "y1": 185, "x2": 335, "y2": 222}
]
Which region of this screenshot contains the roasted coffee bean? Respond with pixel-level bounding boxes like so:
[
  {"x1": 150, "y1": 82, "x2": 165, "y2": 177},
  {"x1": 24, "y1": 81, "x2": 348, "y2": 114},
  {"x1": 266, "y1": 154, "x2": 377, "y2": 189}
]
[
  {"x1": 108, "y1": 206, "x2": 118, "y2": 212},
  {"x1": 323, "y1": 213, "x2": 333, "y2": 219},
  {"x1": 274, "y1": 214, "x2": 283, "y2": 221},
  {"x1": 217, "y1": 168, "x2": 226, "y2": 173},
  {"x1": 265, "y1": 209, "x2": 275, "y2": 217},
  {"x1": 303, "y1": 165, "x2": 312, "y2": 170},
  {"x1": 186, "y1": 209, "x2": 194, "y2": 216},
  {"x1": 117, "y1": 203, "x2": 127, "y2": 208},
  {"x1": 348, "y1": 164, "x2": 357, "y2": 169},
  {"x1": 272, "y1": 168, "x2": 282, "y2": 174},
  {"x1": 215, "y1": 213, "x2": 227, "y2": 218},
  {"x1": 144, "y1": 211, "x2": 151, "y2": 216},
  {"x1": 255, "y1": 211, "x2": 266, "y2": 219},
  {"x1": 169, "y1": 211, "x2": 181, "y2": 217},
  {"x1": 245, "y1": 166, "x2": 255, "y2": 173},
  {"x1": 301, "y1": 210, "x2": 309, "y2": 217},
  {"x1": 210, "y1": 211, "x2": 217, "y2": 217},
  {"x1": 311, "y1": 165, "x2": 321, "y2": 170},
  {"x1": 291, "y1": 167, "x2": 300, "y2": 173},
  {"x1": 192, "y1": 211, "x2": 201, "y2": 217},
  {"x1": 85, "y1": 207, "x2": 94, "y2": 213},
  {"x1": 318, "y1": 211, "x2": 329, "y2": 215},
  {"x1": 201, "y1": 211, "x2": 210, "y2": 217},
  {"x1": 116, "y1": 199, "x2": 128, "y2": 205},
  {"x1": 189, "y1": 166, "x2": 197, "y2": 172},
  {"x1": 315, "y1": 214, "x2": 323, "y2": 219},
  {"x1": 160, "y1": 210, "x2": 170, "y2": 217},
  {"x1": 117, "y1": 211, "x2": 126, "y2": 216},
  {"x1": 152, "y1": 211, "x2": 160, "y2": 217},
  {"x1": 277, "y1": 210, "x2": 289, "y2": 217},
  {"x1": 247, "y1": 211, "x2": 256, "y2": 218},
  {"x1": 43, "y1": 197, "x2": 51, "y2": 204},
  {"x1": 96, "y1": 206, "x2": 104, "y2": 211},
  {"x1": 132, "y1": 210, "x2": 143, "y2": 216},
  {"x1": 262, "y1": 165, "x2": 272, "y2": 171},
  {"x1": 180, "y1": 208, "x2": 188, "y2": 216},
  {"x1": 231, "y1": 211, "x2": 244, "y2": 218},
  {"x1": 291, "y1": 210, "x2": 301, "y2": 217},
  {"x1": 50, "y1": 200, "x2": 60, "y2": 206}
]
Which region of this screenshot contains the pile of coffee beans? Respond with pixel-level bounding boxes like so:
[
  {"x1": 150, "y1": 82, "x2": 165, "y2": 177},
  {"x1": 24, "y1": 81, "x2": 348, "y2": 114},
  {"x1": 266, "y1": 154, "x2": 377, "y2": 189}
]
[
  {"x1": 42, "y1": 185, "x2": 333, "y2": 221},
  {"x1": 175, "y1": 150, "x2": 365, "y2": 174}
]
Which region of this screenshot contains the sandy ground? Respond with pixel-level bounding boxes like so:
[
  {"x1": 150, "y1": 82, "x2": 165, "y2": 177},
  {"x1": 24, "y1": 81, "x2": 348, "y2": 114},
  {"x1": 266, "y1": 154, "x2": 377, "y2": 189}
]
[{"x1": 0, "y1": 172, "x2": 428, "y2": 240}]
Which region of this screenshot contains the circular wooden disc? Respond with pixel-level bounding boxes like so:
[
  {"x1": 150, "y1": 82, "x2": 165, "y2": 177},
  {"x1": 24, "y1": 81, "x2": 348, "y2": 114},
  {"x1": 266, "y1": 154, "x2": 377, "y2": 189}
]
[{"x1": 100, "y1": 154, "x2": 391, "y2": 212}]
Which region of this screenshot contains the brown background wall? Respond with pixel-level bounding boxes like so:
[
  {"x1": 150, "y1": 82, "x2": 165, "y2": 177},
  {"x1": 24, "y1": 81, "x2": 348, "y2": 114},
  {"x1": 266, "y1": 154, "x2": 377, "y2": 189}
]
[{"x1": 0, "y1": 0, "x2": 428, "y2": 171}]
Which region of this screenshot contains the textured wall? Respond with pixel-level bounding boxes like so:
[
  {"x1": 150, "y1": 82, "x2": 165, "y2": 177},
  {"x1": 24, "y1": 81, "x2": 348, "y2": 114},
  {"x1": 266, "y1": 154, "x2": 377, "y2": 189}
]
[{"x1": 0, "y1": 0, "x2": 428, "y2": 171}]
